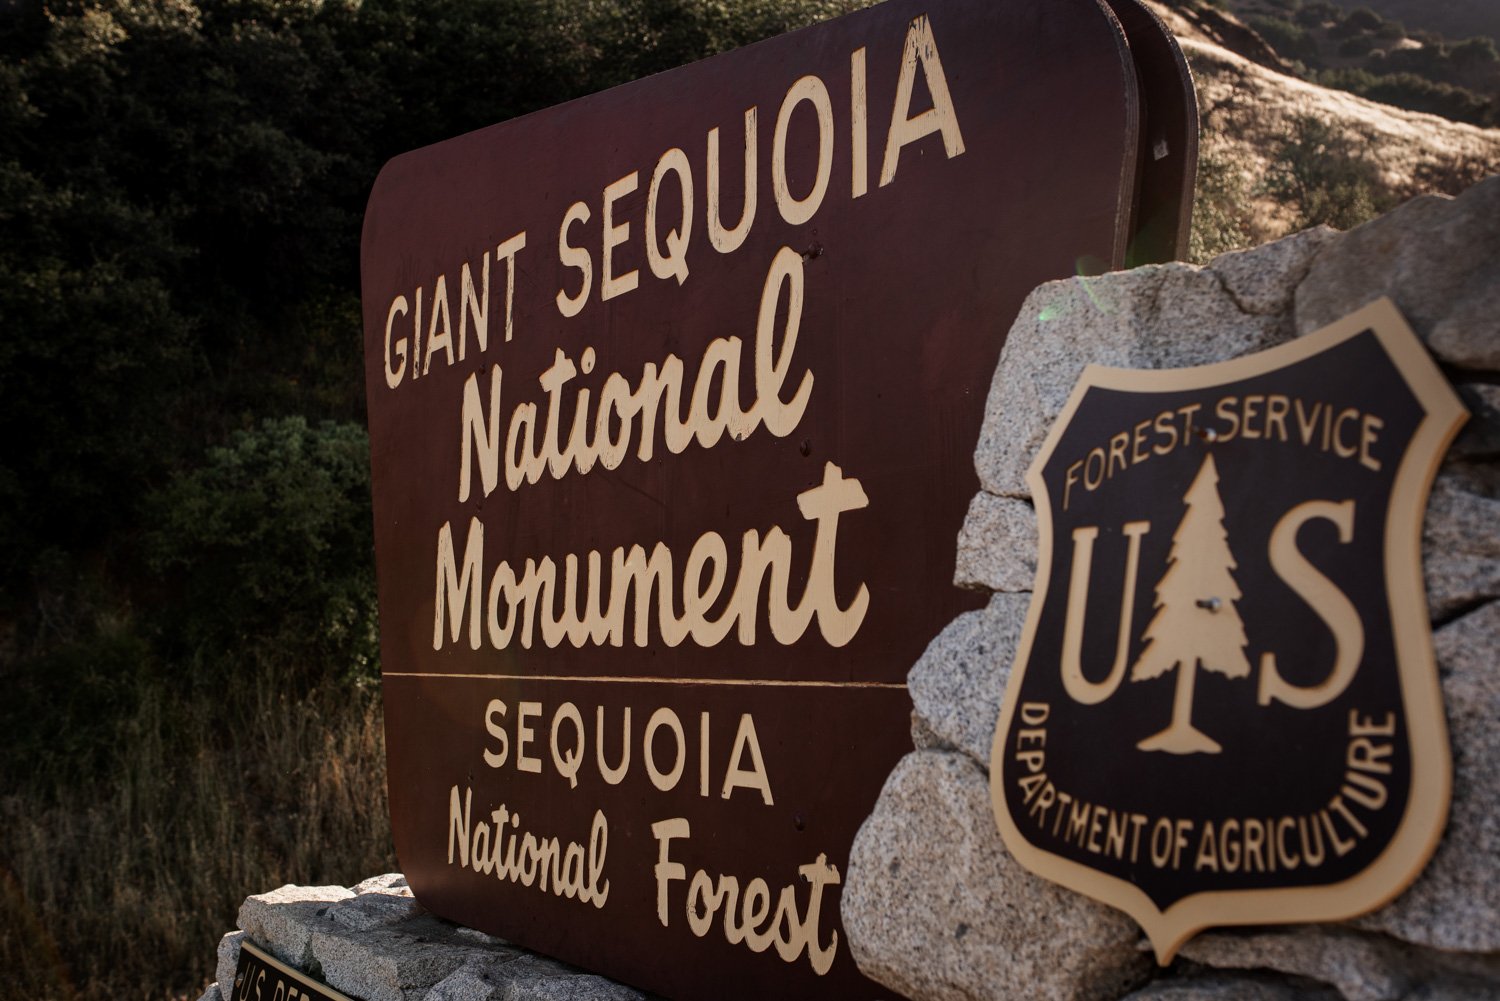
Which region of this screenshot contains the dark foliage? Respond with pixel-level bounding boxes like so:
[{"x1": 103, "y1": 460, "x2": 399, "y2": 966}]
[
  {"x1": 1250, "y1": 14, "x2": 1321, "y2": 62},
  {"x1": 1260, "y1": 114, "x2": 1397, "y2": 231},
  {"x1": 1226, "y1": 0, "x2": 1500, "y2": 129},
  {"x1": 1450, "y1": 35, "x2": 1500, "y2": 70},
  {"x1": 0, "y1": 0, "x2": 857, "y2": 672},
  {"x1": 1319, "y1": 67, "x2": 1496, "y2": 125},
  {"x1": 1297, "y1": 1, "x2": 1343, "y2": 28},
  {"x1": 1332, "y1": 6, "x2": 1386, "y2": 37},
  {"x1": 142, "y1": 416, "x2": 379, "y2": 677}
]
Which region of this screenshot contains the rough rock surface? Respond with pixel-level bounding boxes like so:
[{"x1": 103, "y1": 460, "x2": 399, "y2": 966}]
[
  {"x1": 1294, "y1": 185, "x2": 1500, "y2": 371},
  {"x1": 1177, "y1": 928, "x2": 1412, "y2": 1001},
  {"x1": 1177, "y1": 925, "x2": 1500, "y2": 1001},
  {"x1": 1422, "y1": 472, "x2": 1500, "y2": 621},
  {"x1": 216, "y1": 930, "x2": 246, "y2": 1000},
  {"x1": 1120, "y1": 971, "x2": 1343, "y2": 1001},
  {"x1": 843, "y1": 752, "x2": 1150, "y2": 1001},
  {"x1": 237, "y1": 883, "x2": 354, "y2": 967},
  {"x1": 973, "y1": 225, "x2": 1332, "y2": 499},
  {"x1": 954, "y1": 493, "x2": 1037, "y2": 592},
  {"x1": 907, "y1": 593, "x2": 1028, "y2": 764},
  {"x1": 1122, "y1": 978, "x2": 1344, "y2": 1001},
  {"x1": 325, "y1": 885, "x2": 424, "y2": 932},
  {"x1": 1353, "y1": 600, "x2": 1500, "y2": 952},
  {"x1": 844, "y1": 177, "x2": 1500, "y2": 1001},
  {"x1": 207, "y1": 875, "x2": 647, "y2": 1001}
]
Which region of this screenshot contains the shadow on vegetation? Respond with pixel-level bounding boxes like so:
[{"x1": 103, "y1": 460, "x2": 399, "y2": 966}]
[{"x1": 0, "y1": 666, "x2": 390, "y2": 998}]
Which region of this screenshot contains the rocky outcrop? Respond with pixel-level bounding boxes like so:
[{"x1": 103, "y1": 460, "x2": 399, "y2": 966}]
[
  {"x1": 843, "y1": 176, "x2": 1500, "y2": 1000},
  {"x1": 1145, "y1": 0, "x2": 1500, "y2": 255},
  {"x1": 1148, "y1": 0, "x2": 1296, "y2": 75}
]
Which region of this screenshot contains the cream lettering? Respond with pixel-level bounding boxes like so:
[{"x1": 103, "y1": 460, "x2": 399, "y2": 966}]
[
  {"x1": 652, "y1": 818, "x2": 840, "y2": 975},
  {"x1": 436, "y1": 461, "x2": 869, "y2": 652}
]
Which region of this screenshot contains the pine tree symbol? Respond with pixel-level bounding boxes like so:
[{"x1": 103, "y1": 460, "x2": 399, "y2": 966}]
[{"x1": 1132, "y1": 452, "x2": 1251, "y2": 754}]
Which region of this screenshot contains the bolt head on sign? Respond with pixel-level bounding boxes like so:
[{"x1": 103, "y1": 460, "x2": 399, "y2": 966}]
[{"x1": 990, "y1": 298, "x2": 1468, "y2": 962}]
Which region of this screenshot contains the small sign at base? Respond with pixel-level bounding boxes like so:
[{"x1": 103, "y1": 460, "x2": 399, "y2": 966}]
[{"x1": 229, "y1": 940, "x2": 354, "y2": 1001}]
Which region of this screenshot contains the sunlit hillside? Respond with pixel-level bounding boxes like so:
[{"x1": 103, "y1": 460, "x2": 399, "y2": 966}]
[{"x1": 1147, "y1": 0, "x2": 1500, "y2": 258}]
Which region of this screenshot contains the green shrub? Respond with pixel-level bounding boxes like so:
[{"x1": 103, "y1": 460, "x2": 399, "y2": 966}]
[
  {"x1": 144, "y1": 417, "x2": 378, "y2": 682},
  {"x1": 1408, "y1": 153, "x2": 1500, "y2": 197},
  {"x1": 1297, "y1": 1, "x2": 1340, "y2": 28},
  {"x1": 0, "y1": 626, "x2": 154, "y2": 789},
  {"x1": 1318, "y1": 68, "x2": 1495, "y2": 125},
  {"x1": 1335, "y1": 7, "x2": 1386, "y2": 36},
  {"x1": 1380, "y1": 44, "x2": 1454, "y2": 80},
  {"x1": 1261, "y1": 115, "x2": 1395, "y2": 231},
  {"x1": 1450, "y1": 35, "x2": 1500, "y2": 69},
  {"x1": 1250, "y1": 15, "x2": 1320, "y2": 61},
  {"x1": 1188, "y1": 143, "x2": 1258, "y2": 263}
]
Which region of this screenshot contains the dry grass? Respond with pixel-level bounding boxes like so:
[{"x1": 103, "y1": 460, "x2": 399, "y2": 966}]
[{"x1": 0, "y1": 671, "x2": 395, "y2": 1000}]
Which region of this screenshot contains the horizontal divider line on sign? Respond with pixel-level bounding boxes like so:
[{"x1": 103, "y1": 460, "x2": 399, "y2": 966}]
[{"x1": 383, "y1": 672, "x2": 908, "y2": 689}]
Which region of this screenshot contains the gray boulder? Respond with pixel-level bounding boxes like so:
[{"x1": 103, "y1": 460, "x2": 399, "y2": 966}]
[
  {"x1": 215, "y1": 930, "x2": 246, "y2": 1001},
  {"x1": 236, "y1": 883, "x2": 353, "y2": 968},
  {"x1": 1293, "y1": 181, "x2": 1500, "y2": 371},
  {"x1": 1176, "y1": 928, "x2": 1412, "y2": 1001},
  {"x1": 907, "y1": 593, "x2": 1029, "y2": 764},
  {"x1": 214, "y1": 874, "x2": 647, "y2": 1001},
  {"x1": 954, "y1": 493, "x2": 1037, "y2": 592},
  {"x1": 973, "y1": 225, "x2": 1333, "y2": 500},
  {"x1": 844, "y1": 751, "x2": 1150, "y2": 1001}
]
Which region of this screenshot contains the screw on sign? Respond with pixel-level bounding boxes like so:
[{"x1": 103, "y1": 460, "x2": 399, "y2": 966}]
[
  {"x1": 360, "y1": 1, "x2": 1194, "y2": 997},
  {"x1": 991, "y1": 299, "x2": 1467, "y2": 963}
]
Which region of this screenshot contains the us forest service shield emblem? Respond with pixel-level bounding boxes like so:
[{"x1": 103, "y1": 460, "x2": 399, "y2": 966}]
[{"x1": 989, "y1": 299, "x2": 1468, "y2": 961}]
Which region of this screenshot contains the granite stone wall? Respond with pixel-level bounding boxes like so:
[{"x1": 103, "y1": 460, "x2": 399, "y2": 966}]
[
  {"x1": 203, "y1": 875, "x2": 648, "y2": 1001},
  {"x1": 841, "y1": 176, "x2": 1500, "y2": 1001}
]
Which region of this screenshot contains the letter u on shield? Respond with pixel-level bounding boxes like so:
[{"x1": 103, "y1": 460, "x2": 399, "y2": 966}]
[{"x1": 1060, "y1": 521, "x2": 1150, "y2": 704}]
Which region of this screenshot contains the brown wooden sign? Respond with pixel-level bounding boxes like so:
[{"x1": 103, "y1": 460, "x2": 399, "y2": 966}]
[
  {"x1": 990, "y1": 299, "x2": 1467, "y2": 962},
  {"x1": 361, "y1": 1, "x2": 1193, "y2": 996}
]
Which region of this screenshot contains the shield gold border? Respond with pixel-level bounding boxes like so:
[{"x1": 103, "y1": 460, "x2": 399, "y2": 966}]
[{"x1": 988, "y1": 297, "x2": 1468, "y2": 962}]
